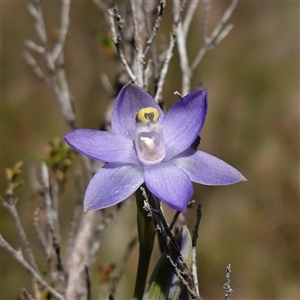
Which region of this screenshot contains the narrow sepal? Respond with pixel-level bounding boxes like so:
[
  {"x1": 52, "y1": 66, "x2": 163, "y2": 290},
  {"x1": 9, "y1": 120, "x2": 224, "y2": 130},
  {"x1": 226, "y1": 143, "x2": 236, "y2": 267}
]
[
  {"x1": 64, "y1": 129, "x2": 139, "y2": 164},
  {"x1": 112, "y1": 83, "x2": 164, "y2": 140},
  {"x1": 162, "y1": 90, "x2": 207, "y2": 161},
  {"x1": 171, "y1": 150, "x2": 247, "y2": 185},
  {"x1": 84, "y1": 163, "x2": 144, "y2": 211}
]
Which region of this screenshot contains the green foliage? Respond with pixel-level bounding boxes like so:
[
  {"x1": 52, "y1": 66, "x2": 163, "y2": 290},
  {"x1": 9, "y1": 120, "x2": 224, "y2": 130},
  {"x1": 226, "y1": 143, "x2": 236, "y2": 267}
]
[
  {"x1": 5, "y1": 161, "x2": 24, "y2": 193},
  {"x1": 97, "y1": 32, "x2": 116, "y2": 55},
  {"x1": 43, "y1": 137, "x2": 76, "y2": 184}
]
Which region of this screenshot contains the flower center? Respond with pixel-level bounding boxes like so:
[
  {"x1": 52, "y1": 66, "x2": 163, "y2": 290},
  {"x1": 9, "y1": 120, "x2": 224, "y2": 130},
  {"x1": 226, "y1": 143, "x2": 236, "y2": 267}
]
[{"x1": 135, "y1": 107, "x2": 166, "y2": 165}]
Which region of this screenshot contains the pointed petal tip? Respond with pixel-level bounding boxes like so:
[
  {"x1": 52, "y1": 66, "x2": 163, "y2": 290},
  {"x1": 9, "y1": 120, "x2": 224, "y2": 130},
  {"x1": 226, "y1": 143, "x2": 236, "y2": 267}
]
[
  {"x1": 63, "y1": 133, "x2": 70, "y2": 143},
  {"x1": 234, "y1": 170, "x2": 247, "y2": 184},
  {"x1": 227, "y1": 173, "x2": 247, "y2": 185},
  {"x1": 172, "y1": 150, "x2": 247, "y2": 186},
  {"x1": 240, "y1": 174, "x2": 247, "y2": 182}
]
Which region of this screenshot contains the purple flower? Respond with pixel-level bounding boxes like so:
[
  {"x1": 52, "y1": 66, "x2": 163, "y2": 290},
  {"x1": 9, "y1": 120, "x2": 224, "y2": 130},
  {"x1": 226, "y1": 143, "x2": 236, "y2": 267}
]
[{"x1": 64, "y1": 83, "x2": 246, "y2": 212}]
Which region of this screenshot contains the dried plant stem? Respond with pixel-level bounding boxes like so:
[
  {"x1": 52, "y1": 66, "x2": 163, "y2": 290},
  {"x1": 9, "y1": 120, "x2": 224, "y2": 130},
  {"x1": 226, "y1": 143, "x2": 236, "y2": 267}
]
[
  {"x1": 1, "y1": 197, "x2": 39, "y2": 274},
  {"x1": 191, "y1": 0, "x2": 238, "y2": 72},
  {"x1": 173, "y1": 0, "x2": 190, "y2": 95},
  {"x1": 108, "y1": 7, "x2": 137, "y2": 83},
  {"x1": 167, "y1": 254, "x2": 200, "y2": 300},
  {"x1": 143, "y1": 0, "x2": 166, "y2": 57},
  {"x1": 24, "y1": 0, "x2": 75, "y2": 128},
  {"x1": 18, "y1": 287, "x2": 35, "y2": 300},
  {"x1": 130, "y1": 0, "x2": 144, "y2": 87},
  {"x1": 182, "y1": 0, "x2": 199, "y2": 34},
  {"x1": 0, "y1": 235, "x2": 64, "y2": 300},
  {"x1": 191, "y1": 205, "x2": 202, "y2": 297},
  {"x1": 52, "y1": 0, "x2": 70, "y2": 61},
  {"x1": 174, "y1": 0, "x2": 238, "y2": 95},
  {"x1": 224, "y1": 264, "x2": 233, "y2": 300},
  {"x1": 144, "y1": 189, "x2": 200, "y2": 300},
  {"x1": 154, "y1": 31, "x2": 177, "y2": 103},
  {"x1": 33, "y1": 208, "x2": 48, "y2": 258},
  {"x1": 65, "y1": 209, "x2": 118, "y2": 299}
]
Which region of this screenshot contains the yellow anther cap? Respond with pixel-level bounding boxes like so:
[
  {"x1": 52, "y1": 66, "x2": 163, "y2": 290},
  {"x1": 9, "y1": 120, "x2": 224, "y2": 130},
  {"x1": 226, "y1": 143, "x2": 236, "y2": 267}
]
[{"x1": 137, "y1": 107, "x2": 159, "y2": 124}]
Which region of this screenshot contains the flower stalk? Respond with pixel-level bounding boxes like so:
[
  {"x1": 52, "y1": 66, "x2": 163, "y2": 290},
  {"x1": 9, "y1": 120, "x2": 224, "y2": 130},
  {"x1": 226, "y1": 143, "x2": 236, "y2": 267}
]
[{"x1": 134, "y1": 185, "x2": 156, "y2": 300}]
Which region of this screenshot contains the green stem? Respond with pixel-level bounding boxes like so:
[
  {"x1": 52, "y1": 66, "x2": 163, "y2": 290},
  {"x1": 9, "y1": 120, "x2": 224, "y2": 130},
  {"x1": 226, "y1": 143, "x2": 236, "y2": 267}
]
[{"x1": 133, "y1": 185, "x2": 156, "y2": 300}]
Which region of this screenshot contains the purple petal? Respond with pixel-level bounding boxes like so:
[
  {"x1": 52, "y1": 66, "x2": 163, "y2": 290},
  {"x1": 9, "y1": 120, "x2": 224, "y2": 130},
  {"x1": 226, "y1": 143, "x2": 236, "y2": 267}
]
[
  {"x1": 144, "y1": 162, "x2": 193, "y2": 211},
  {"x1": 84, "y1": 163, "x2": 144, "y2": 211},
  {"x1": 162, "y1": 90, "x2": 208, "y2": 161},
  {"x1": 171, "y1": 150, "x2": 247, "y2": 185},
  {"x1": 112, "y1": 83, "x2": 164, "y2": 139},
  {"x1": 64, "y1": 129, "x2": 139, "y2": 164}
]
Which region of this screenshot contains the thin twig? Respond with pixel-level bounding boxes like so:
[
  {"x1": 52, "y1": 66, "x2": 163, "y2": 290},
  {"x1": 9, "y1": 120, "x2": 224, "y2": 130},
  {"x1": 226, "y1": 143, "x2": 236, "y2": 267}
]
[
  {"x1": 108, "y1": 7, "x2": 137, "y2": 83},
  {"x1": 182, "y1": 0, "x2": 199, "y2": 34},
  {"x1": 202, "y1": 0, "x2": 212, "y2": 44},
  {"x1": 18, "y1": 287, "x2": 35, "y2": 300},
  {"x1": 51, "y1": 177, "x2": 60, "y2": 241},
  {"x1": 143, "y1": 58, "x2": 152, "y2": 92},
  {"x1": 24, "y1": 39, "x2": 45, "y2": 53},
  {"x1": 1, "y1": 197, "x2": 40, "y2": 274},
  {"x1": 143, "y1": 0, "x2": 166, "y2": 57},
  {"x1": 52, "y1": 0, "x2": 70, "y2": 61},
  {"x1": 154, "y1": 31, "x2": 176, "y2": 103},
  {"x1": 33, "y1": 208, "x2": 48, "y2": 258},
  {"x1": 40, "y1": 163, "x2": 55, "y2": 255},
  {"x1": 223, "y1": 264, "x2": 233, "y2": 300},
  {"x1": 65, "y1": 210, "x2": 110, "y2": 299},
  {"x1": 145, "y1": 191, "x2": 199, "y2": 299},
  {"x1": 173, "y1": 0, "x2": 190, "y2": 95},
  {"x1": 166, "y1": 253, "x2": 200, "y2": 300},
  {"x1": 209, "y1": 0, "x2": 238, "y2": 44},
  {"x1": 22, "y1": 51, "x2": 50, "y2": 86},
  {"x1": 130, "y1": 0, "x2": 144, "y2": 87},
  {"x1": 191, "y1": 0, "x2": 238, "y2": 72},
  {"x1": 192, "y1": 205, "x2": 202, "y2": 248},
  {"x1": 52, "y1": 227, "x2": 65, "y2": 292},
  {"x1": 130, "y1": 0, "x2": 142, "y2": 52},
  {"x1": 175, "y1": 0, "x2": 238, "y2": 95},
  {"x1": 88, "y1": 212, "x2": 116, "y2": 266},
  {"x1": 27, "y1": 1, "x2": 47, "y2": 46},
  {"x1": 0, "y1": 235, "x2": 64, "y2": 300},
  {"x1": 191, "y1": 205, "x2": 202, "y2": 297},
  {"x1": 25, "y1": 0, "x2": 76, "y2": 128}
]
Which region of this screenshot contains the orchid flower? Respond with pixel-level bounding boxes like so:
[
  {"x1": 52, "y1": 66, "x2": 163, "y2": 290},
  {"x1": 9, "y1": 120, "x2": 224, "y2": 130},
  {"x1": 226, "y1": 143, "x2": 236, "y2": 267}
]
[{"x1": 64, "y1": 83, "x2": 246, "y2": 212}]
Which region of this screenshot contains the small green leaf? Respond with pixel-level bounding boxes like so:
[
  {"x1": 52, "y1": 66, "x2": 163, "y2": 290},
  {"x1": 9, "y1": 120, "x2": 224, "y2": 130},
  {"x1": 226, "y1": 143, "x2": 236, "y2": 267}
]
[
  {"x1": 5, "y1": 168, "x2": 13, "y2": 181},
  {"x1": 5, "y1": 161, "x2": 24, "y2": 182},
  {"x1": 97, "y1": 33, "x2": 116, "y2": 54},
  {"x1": 43, "y1": 137, "x2": 76, "y2": 184},
  {"x1": 13, "y1": 180, "x2": 24, "y2": 191}
]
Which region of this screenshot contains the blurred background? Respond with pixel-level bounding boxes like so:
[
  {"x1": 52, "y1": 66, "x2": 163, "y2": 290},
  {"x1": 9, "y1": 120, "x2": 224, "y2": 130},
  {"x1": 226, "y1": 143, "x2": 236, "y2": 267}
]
[{"x1": 2, "y1": 1, "x2": 299, "y2": 299}]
